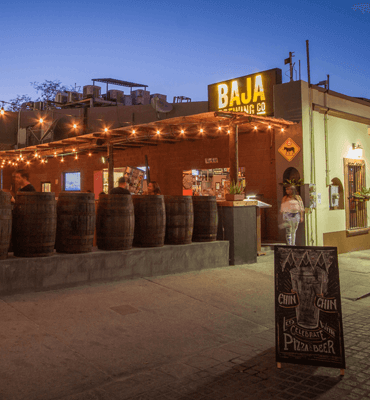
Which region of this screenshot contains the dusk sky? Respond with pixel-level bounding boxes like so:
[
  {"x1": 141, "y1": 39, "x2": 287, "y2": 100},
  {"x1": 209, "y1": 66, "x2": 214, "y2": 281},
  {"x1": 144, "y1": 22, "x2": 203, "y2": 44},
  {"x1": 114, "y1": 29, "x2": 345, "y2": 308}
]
[{"x1": 1, "y1": 1, "x2": 369, "y2": 105}]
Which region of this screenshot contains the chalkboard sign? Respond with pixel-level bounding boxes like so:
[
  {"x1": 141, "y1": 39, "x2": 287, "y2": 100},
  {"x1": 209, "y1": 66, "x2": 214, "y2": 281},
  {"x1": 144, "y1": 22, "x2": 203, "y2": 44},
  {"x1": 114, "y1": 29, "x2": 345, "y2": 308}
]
[{"x1": 275, "y1": 245, "x2": 346, "y2": 369}]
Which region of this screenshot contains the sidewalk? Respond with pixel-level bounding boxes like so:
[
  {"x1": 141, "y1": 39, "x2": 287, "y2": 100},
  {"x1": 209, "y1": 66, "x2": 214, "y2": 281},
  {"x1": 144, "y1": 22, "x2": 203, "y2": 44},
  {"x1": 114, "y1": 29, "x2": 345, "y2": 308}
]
[{"x1": 0, "y1": 249, "x2": 369, "y2": 400}]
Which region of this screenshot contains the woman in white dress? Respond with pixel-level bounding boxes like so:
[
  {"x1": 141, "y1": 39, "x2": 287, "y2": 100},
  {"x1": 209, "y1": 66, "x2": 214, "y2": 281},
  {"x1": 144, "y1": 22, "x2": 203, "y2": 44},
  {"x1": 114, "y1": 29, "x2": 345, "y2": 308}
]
[{"x1": 280, "y1": 185, "x2": 304, "y2": 245}]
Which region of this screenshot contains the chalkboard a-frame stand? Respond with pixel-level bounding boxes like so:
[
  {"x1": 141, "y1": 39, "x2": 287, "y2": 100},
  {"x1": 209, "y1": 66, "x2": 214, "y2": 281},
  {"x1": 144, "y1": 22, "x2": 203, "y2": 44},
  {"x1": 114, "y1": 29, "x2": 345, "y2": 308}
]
[{"x1": 274, "y1": 245, "x2": 346, "y2": 375}]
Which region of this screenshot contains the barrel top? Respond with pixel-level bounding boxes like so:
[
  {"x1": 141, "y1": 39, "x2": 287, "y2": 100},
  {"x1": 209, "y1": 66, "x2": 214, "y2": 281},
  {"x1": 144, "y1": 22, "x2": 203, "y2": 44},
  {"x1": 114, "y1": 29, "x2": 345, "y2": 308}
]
[
  {"x1": 192, "y1": 196, "x2": 216, "y2": 201},
  {"x1": 16, "y1": 192, "x2": 55, "y2": 197},
  {"x1": 58, "y1": 192, "x2": 95, "y2": 198}
]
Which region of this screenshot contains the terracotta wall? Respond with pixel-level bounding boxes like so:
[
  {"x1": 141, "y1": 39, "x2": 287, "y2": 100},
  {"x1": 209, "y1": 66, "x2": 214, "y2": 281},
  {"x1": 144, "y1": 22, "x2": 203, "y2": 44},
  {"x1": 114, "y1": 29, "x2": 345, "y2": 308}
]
[{"x1": 2, "y1": 124, "x2": 292, "y2": 241}]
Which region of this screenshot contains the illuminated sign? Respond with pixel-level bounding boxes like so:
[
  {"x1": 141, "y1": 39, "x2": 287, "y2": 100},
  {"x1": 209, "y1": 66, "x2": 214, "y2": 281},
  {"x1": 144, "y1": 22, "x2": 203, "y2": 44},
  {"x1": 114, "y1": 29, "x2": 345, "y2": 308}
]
[{"x1": 208, "y1": 68, "x2": 282, "y2": 116}]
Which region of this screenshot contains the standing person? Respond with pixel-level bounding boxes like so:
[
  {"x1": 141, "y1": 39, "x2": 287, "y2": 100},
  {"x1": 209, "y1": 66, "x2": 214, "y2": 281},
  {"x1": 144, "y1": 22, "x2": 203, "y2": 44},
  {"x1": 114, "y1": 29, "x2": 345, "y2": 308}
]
[
  {"x1": 280, "y1": 185, "x2": 304, "y2": 246},
  {"x1": 109, "y1": 177, "x2": 131, "y2": 194},
  {"x1": 14, "y1": 169, "x2": 36, "y2": 192},
  {"x1": 145, "y1": 181, "x2": 161, "y2": 195}
]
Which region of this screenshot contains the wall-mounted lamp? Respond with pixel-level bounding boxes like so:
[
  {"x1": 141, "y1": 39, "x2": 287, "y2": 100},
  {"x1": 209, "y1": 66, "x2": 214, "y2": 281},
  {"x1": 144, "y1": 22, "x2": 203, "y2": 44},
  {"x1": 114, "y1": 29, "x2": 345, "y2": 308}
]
[{"x1": 352, "y1": 143, "x2": 363, "y2": 158}]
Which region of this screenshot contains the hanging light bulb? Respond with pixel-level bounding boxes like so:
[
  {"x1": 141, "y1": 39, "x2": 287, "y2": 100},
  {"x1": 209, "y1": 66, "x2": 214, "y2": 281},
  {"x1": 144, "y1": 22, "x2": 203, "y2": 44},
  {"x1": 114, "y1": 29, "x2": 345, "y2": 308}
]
[
  {"x1": 75, "y1": 154, "x2": 78, "y2": 160},
  {"x1": 72, "y1": 148, "x2": 76, "y2": 152},
  {"x1": 104, "y1": 128, "x2": 108, "y2": 133},
  {"x1": 73, "y1": 124, "x2": 77, "y2": 129},
  {"x1": 281, "y1": 128, "x2": 285, "y2": 132},
  {"x1": 200, "y1": 128, "x2": 204, "y2": 134},
  {"x1": 218, "y1": 126, "x2": 222, "y2": 131},
  {"x1": 132, "y1": 129, "x2": 136, "y2": 134},
  {"x1": 88, "y1": 152, "x2": 92, "y2": 157},
  {"x1": 0, "y1": 107, "x2": 4, "y2": 115},
  {"x1": 156, "y1": 130, "x2": 160, "y2": 135},
  {"x1": 268, "y1": 125, "x2": 271, "y2": 129},
  {"x1": 254, "y1": 126, "x2": 258, "y2": 130},
  {"x1": 26, "y1": 161, "x2": 30, "y2": 165},
  {"x1": 60, "y1": 156, "x2": 64, "y2": 162},
  {"x1": 39, "y1": 118, "x2": 44, "y2": 124},
  {"x1": 41, "y1": 158, "x2": 45, "y2": 164},
  {"x1": 181, "y1": 129, "x2": 184, "y2": 134},
  {"x1": 54, "y1": 151, "x2": 57, "y2": 157}
]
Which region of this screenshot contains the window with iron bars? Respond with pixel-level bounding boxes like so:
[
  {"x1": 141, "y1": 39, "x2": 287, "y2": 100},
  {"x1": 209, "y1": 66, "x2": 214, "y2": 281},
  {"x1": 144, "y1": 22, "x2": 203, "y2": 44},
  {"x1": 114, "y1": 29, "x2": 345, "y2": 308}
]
[{"x1": 345, "y1": 160, "x2": 367, "y2": 229}]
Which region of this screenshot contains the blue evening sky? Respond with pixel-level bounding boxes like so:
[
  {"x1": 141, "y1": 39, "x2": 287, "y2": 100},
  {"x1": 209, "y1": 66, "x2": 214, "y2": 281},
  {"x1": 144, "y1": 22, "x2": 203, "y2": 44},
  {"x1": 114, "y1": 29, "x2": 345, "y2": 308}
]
[{"x1": 1, "y1": 0, "x2": 369, "y2": 104}]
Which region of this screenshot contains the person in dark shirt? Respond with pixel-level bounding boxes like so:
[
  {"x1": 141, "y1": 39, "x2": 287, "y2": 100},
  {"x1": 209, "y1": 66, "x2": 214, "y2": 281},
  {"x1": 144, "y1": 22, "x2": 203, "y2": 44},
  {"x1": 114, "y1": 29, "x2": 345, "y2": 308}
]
[
  {"x1": 14, "y1": 169, "x2": 36, "y2": 192},
  {"x1": 109, "y1": 177, "x2": 131, "y2": 194},
  {"x1": 11, "y1": 169, "x2": 36, "y2": 202}
]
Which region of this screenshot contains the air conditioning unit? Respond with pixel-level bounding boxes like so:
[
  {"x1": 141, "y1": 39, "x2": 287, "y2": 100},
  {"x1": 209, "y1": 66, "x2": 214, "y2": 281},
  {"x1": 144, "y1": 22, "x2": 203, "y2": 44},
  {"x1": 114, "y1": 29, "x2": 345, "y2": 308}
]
[
  {"x1": 83, "y1": 85, "x2": 101, "y2": 98},
  {"x1": 33, "y1": 101, "x2": 45, "y2": 110},
  {"x1": 150, "y1": 93, "x2": 167, "y2": 102},
  {"x1": 67, "y1": 91, "x2": 82, "y2": 103},
  {"x1": 124, "y1": 95, "x2": 132, "y2": 106},
  {"x1": 55, "y1": 92, "x2": 68, "y2": 104},
  {"x1": 132, "y1": 90, "x2": 150, "y2": 105},
  {"x1": 108, "y1": 90, "x2": 124, "y2": 103}
]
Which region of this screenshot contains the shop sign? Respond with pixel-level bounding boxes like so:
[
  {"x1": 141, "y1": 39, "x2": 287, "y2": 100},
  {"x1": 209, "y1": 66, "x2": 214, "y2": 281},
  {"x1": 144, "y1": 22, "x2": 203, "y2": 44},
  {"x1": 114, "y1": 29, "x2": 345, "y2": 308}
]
[
  {"x1": 275, "y1": 246, "x2": 345, "y2": 369},
  {"x1": 208, "y1": 68, "x2": 282, "y2": 116},
  {"x1": 278, "y1": 138, "x2": 300, "y2": 162},
  {"x1": 205, "y1": 158, "x2": 218, "y2": 164}
]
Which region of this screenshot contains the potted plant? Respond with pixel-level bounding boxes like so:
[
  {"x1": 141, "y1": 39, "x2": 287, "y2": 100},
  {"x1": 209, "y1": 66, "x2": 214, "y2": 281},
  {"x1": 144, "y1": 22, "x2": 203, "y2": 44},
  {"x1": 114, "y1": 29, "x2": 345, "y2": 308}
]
[{"x1": 225, "y1": 181, "x2": 245, "y2": 201}]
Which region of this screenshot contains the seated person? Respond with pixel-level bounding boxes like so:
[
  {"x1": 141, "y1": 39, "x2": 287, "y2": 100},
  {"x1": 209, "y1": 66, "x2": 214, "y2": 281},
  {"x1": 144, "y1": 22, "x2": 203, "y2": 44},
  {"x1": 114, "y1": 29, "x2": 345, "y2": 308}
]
[
  {"x1": 144, "y1": 181, "x2": 161, "y2": 195},
  {"x1": 109, "y1": 177, "x2": 131, "y2": 194}
]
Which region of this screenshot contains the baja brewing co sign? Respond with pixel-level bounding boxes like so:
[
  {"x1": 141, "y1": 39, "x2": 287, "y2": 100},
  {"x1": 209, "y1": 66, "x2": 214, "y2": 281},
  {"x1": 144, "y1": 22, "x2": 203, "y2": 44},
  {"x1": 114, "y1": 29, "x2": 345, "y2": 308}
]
[
  {"x1": 275, "y1": 246, "x2": 345, "y2": 369},
  {"x1": 208, "y1": 68, "x2": 282, "y2": 116}
]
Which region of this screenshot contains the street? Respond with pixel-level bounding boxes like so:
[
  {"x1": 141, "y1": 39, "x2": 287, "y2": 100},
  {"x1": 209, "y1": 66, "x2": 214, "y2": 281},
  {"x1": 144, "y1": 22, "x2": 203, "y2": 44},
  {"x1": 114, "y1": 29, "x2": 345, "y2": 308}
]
[{"x1": 0, "y1": 249, "x2": 369, "y2": 400}]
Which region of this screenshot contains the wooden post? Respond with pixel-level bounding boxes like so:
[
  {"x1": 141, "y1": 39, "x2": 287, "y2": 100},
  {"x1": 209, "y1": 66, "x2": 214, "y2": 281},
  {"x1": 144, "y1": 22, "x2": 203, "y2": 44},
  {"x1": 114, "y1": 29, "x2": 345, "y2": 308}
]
[
  {"x1": 108, "y1": 143, "x2": 114, "y2": 193},
  {"x1": 229, "y1": 124, "x2": 239, "y2": 184}
]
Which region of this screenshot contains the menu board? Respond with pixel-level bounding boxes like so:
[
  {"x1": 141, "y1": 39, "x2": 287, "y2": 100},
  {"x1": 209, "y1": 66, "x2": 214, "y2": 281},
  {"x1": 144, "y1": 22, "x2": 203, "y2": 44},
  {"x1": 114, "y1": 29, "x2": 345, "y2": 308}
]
[{"x1": 275, "y1": 246, "x2": 346, "y2": 369}]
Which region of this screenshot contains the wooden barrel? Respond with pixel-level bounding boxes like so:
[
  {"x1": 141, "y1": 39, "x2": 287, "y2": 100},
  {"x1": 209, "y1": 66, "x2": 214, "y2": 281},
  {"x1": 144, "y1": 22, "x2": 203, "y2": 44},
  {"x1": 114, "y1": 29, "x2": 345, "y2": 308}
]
[
  {"x1": 164, "y1": 196, "x2": 193, "y2": 245},
  {"x1": 13, "y1": 192, "x2": 56, "y2": 257},
  {"x1": 96, "y1": 194, "x2": 134, "y2": 250},
  {"x1": 56, "y1": 192, "x2": 95, "y2": 253},
  {"x1": 132, "y1": 195, "x2": 166, "y2": 247},
  {"x1": 192, "y1": 196, "x2": 218, "y2": 242},
  {"x1": 0, "y1": 191, "x2": 12, "y2": 260}
]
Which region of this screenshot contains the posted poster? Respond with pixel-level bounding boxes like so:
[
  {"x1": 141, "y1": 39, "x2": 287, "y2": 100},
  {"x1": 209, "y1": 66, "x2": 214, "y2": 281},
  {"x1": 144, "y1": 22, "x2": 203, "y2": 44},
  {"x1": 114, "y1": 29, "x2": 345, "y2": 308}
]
[{"x1": 275, "y1": 246, "x2": 345, "y2": 369}]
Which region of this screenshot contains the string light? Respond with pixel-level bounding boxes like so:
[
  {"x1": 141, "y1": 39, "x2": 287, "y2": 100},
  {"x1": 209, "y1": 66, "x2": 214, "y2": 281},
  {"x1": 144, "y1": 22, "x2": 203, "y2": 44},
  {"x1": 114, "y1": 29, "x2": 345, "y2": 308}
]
[
  {"x1": 268, "y1": 125, "x2": 271, "y2": 129},
  {"x1": 132, "y1": 129, "x2": 136, "y2": 134},
  {"x1": 104, "y1": 128, "x2": 108, "y2": 133},
  {"x1": 54, "y1": 150, "x2": 57, "y2": 157},
  {"x1": 254, "y1": 126, "x2": 258, "y2": 130},
  {"x1": 60, "y1": 156, "x2": 64, "y2": 162},
  {"x1": 88, "y1": 152, "x2": 92, "y2": 156},
  {"x1": 181, "y1": 129, "x2": 184, "y2": 134},
  {"x1": 200, "y1": 128, "x2": 204, "y2": 134},
  {"x1": 72, "y1": 148, "x2": 76, "y2": 152},
  {"x1": 73, "y1": 124, "x2": 77, "y2": 129},
  {"x1": 156, "y1": 130, "x2": 160, "y2": 135},
  {"x1": 39, "y1": 118, "x2": 44, "y2": 124},
  {"x1": 281, "y1": 128, "x2": 285, "y2": 132},
  {"x1": 41, "y1": 159, "x2": 45, "y2": 164},
  {"x1": 26, "y1": 161, "x2": 30, "y2": 165},
  {"x1": 218, "y1": 126, "x2": 221, "y2": 131}
]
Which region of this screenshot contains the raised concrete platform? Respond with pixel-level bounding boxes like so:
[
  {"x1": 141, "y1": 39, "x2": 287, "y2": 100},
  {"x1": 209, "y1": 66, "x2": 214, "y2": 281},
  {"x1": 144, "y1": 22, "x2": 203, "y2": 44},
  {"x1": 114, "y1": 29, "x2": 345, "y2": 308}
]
[{"x1": 0, "y1": 241, "x2": 229, "y2": 296}]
